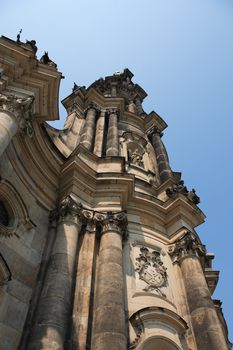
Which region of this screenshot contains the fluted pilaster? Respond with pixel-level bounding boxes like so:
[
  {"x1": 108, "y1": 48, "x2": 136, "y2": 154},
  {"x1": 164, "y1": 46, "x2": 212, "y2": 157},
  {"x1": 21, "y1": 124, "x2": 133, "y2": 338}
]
[
  {"x1": 168, "y1": 232, "x2": 228, "y2": 350},
  {"x1": 92, "y1": 211, "x2": 127, "y2": 350},
  {"x1": 0, "y1": 93, "x2": 34, "y2": 157},
  {"x1": 71, "y1": 209, "x2": 97, "y2": 350}
]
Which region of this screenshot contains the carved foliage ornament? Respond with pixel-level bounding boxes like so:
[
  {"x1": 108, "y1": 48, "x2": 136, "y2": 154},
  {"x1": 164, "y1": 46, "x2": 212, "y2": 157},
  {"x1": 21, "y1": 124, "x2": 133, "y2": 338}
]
[
  {"x1": 135, "y1": 246, "x2": 167, "y2": 295},
  {"x1": 94, "y1": 210, "x2": 127, "y2": 238},
  {"x1": 0, "y1": 93, "x2": 34, "y2": 137},
  {"x1": 53, "y1": 198, "x2": 127, "y2": 237},
  {"x1": 168, "y1": 231, "x2": 206, "y2": 262}
]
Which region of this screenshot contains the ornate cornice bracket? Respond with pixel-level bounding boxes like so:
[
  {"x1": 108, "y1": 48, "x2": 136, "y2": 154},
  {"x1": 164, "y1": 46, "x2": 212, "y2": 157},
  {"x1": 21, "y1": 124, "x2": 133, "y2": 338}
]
[{"x1": 168, "y1": 231, "x2": 206, "y2": 263}]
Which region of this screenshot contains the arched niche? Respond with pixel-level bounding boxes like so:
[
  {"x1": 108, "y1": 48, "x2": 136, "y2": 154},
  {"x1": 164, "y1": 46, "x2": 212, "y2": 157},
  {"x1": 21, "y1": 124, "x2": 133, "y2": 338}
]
[
  {"x1": 129, "y1": 306, "x2": 188, "y2": 350},
  {"x1": 0, "y1": 179, "x2": 35, "y2": 237}
]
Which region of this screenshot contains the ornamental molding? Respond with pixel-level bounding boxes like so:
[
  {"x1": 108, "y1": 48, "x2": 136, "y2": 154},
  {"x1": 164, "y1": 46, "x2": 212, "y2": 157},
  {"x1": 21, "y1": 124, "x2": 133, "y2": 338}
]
[
  {"x1": 0, "y1": 179, "x2": 35, "y2": 237},
  {"x1": 135, "y1": 246, "x2": 167, "y2": 296},
  {"x1": 0, "y1": 93, "x2": 35, "y2": 136},
  {"x1": 168, "y1": 231, "x2": 206, "y2": 263}
]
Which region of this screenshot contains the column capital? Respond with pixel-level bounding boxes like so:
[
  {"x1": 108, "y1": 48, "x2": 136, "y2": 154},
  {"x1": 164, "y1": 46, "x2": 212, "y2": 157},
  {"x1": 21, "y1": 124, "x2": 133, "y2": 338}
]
[
  {"x1": 82, "y1": 209, "x2": 97, "y2": 233},
  {"x1": 147, "y1": 125, "x2": 163, "y2": 139},
  {"x1": 85, "y1": 102, "x2": 100, "y2": 115},
  {"x1": 168, "y1": 231, "x2": 206, "y2": 263},
  {"x1": 94, "y1": 210, "x2": 127, "y2": 238},
  {"x1": 0, "y1": 93, "x2": 35, "y2": 136},
  {"x1": 106, "y1": 107, "x2": 119, "y2": 116},
  {"x1": 58, "y1": 195, "x2": 83, "y2": 225}
]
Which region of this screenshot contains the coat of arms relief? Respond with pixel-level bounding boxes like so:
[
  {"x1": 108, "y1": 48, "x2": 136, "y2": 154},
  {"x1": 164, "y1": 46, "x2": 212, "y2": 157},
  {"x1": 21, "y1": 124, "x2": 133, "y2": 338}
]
[{"x1": 135, "y1": 246, "x2": 167, "y2": 296}]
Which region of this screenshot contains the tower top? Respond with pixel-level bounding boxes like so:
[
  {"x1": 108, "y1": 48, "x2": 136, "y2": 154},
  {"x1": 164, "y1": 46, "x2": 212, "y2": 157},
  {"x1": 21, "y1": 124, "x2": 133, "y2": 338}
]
[{"x1": 88, "y1": 68, "x2": 147, "y2": 102}]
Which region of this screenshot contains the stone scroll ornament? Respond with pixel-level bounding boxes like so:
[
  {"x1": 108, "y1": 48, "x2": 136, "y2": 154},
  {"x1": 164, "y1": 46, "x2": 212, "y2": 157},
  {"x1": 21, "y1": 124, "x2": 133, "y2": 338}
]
[{"x1": 135, "y1": 247, "x2": 167, "y2": 296}]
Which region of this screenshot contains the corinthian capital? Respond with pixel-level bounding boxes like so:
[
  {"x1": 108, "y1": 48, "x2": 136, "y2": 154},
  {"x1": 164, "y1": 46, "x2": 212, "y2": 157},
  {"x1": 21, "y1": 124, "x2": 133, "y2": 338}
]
[
  {"x1": 94, "y1": 210, "x2": 127, "y2": 238},
  {"x1": 168, "y1": 231, "x2": 206, "y2": 263},
  {"x1": 58, "y1": 195, "x2": 83, "y2": 224},
  {"x1": 147, "y1": 125, "x2": 163, "y2": 139},
  {"x1": 0, "y1": 93, "x2": 35, "y2": 136},
  {"x1": 106, "y1": 107, "x2": 119, "y2": 116}
]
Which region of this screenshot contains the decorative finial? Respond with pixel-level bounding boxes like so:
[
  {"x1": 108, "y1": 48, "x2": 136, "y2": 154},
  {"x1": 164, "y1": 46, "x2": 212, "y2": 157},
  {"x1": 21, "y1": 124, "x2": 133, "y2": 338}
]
[{"x1": 17, "y1": 29, "x2": 22, "y2": 43}]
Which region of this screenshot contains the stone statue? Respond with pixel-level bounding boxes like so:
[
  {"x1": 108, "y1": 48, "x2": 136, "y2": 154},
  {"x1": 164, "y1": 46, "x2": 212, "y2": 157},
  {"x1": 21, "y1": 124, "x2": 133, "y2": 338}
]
[
  {"x1": 26, "y1": 40, "x2": 38, "y2": 54},
  {"x1": 166, "y1": 181, "x2": 200, "y2": 205},
  {"x1": 40, "y1": 51, "x2": 57, "y2": 68},
  {"x1": 17, "y1": 29, "x2": 22, "y2": 43}
]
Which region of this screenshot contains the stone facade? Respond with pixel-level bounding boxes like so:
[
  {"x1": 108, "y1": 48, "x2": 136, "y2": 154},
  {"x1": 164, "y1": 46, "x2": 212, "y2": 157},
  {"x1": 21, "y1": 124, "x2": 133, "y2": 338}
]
[{"x1": 0, "y1": 35, "x2": 231, "y2": 350}]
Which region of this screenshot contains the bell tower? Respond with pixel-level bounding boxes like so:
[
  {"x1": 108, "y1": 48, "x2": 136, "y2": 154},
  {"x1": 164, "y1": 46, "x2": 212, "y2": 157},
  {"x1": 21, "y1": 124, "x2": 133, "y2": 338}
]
[{"x1": 0, "y1": 35, "x2": 231, "y2": 350}]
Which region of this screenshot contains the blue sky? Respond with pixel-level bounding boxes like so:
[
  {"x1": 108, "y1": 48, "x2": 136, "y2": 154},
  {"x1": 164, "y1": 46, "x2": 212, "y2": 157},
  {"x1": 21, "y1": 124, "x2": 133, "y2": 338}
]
[{"x1": 2, "y1": 0, "x2": 233, "y2": 342}]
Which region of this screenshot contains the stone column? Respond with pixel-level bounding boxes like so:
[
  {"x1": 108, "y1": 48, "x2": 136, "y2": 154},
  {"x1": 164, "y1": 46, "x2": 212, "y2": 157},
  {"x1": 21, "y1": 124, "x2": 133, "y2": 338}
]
[
  {"x1": 148, "y1": 125, "x2": 173, "y2": 183},
  {"x1": 93, "y1": 110, "x2": 105, "y2": 157},
  {"x1": 28, "y1": 196, "x2": 83, "y2": 350},
  {"x1": 80, "y1": 104, "x2": 98, "y2": 151},
  {"x1": 168, "y1": 232, "x2": 228, "y2": 350},
  {"x1": 134, "y1": 95, "x2": 144, "y2": 115},
  {"x1": 71, "y1": 209, "x2": 97, "y2": 350},
  {"x1": 0, "y1": 93, "x2": 34, "y2": 157},
  {"x1": 106, "y1": 108, "x2": 119, "y2": 156},
  {"x1": 91, "y1": 211, "x2": 128, "y2": 350}
]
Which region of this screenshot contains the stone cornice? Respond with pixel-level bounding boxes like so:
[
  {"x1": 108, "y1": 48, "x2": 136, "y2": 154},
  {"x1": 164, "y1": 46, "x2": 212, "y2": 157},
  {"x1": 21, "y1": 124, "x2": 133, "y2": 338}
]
[{"x1": 0, "y1": 36, "x2": 62, "y2": 121}]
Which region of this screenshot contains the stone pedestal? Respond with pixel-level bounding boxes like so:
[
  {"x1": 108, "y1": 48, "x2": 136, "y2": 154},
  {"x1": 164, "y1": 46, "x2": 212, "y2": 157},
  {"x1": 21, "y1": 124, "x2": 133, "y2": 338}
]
[
  {"x1": 80, "y1": 105, "x2": 98, "y2": 151},
  {"x1": 148, "y1": 126, "x2": 172, "y2": 182},
  {"x1": 28, "y1": 196, "x2": 82, "y2": 350},
  {"x1": 106, "y1": 108, "x2": 119, "y2": 156},
  {"x1": 169, "y1": 232, "x2": 228, "y2": 350},
  {"x1": 71, "y1": 211, "x2": 97, "y2": 350},
  {"x1": 91, "y1": 211, "x2": 127, "y2": 350},
  {"x1": 0, "y1": 94, "x2": 34, "y2": 157},
  {"x1": 93, "y1": 110, "x2": 105, "y2": 157}
]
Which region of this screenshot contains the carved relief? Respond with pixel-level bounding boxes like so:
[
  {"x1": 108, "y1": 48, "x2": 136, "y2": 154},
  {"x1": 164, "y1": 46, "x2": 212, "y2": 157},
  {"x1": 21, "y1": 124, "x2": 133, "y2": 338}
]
[{"x1": 135, "y1": 246, "x2": 167, "y2": 296}]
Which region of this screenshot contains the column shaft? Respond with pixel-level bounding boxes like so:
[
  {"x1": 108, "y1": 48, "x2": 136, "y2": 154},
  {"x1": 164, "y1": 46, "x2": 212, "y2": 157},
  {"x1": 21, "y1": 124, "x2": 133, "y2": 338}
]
[
  {"x1": 71, "y1": 224, "x2": 96, "y2": 350},
  {"x1": 180, "y1": 255, "x2": 228, "y2": 350},
  {"x1": 93, "y1": 110, "x2": 105, "y2": 157},
  {"x1": 0, "y1": 111, "x2": 18, "y2": 157},
  {"x1": 28, "y1": 198, "x2": 82, "y2": 350},
  {"x1": 91, "y1": 213, "x2": 127, "y2": 350},
  {"x1": 150, "y1": 129, "x2": 172, "y2": 182},
  {"x1": 106, "y1": 109, "x2": 119, "y2": 156},
  {"x1": 80, "y1": 107, "x2": 97, "y2": 151}
]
